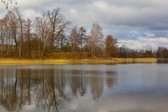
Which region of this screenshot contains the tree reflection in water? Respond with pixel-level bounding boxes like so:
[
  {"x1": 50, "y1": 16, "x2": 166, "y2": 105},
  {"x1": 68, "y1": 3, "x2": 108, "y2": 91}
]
[{"x1": 0, "y1": 67, "x2": 117, "y2": 112}]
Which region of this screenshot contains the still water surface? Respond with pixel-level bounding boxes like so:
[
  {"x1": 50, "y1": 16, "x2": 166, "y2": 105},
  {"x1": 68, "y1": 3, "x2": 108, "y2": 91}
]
[{"x1": 0, "y1": 64, "x2": 167, "y2": 112}]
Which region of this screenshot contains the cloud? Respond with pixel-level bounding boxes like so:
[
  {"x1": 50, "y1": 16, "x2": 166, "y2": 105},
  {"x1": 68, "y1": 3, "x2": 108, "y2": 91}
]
[
  {"x1": 69, "y1": 9, "x2": 95, "y2": 24},
  {"x1": 119, "y1": 37, "x2": 168, "y2": 50},
  {"x1": 22, "y1": 9, "x2": 41, "y2": 20},
  {"x1": 1, "y1": 0, "x2": 168, "y2": 46},
  {"x1": 12, "y1": 0, "x2": 168, "y2": 31},
  {"x1": 16, "y1": 0, "x2": 54, "y2": 8},
  {"x1": 91, "y1": 1, "x2": 168, "y2": 27}
]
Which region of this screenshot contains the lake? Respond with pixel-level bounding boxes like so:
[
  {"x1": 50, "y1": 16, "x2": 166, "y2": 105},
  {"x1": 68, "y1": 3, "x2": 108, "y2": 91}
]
[{"x1": 0, "y1": 64, "x2": 167, "y2": 112}]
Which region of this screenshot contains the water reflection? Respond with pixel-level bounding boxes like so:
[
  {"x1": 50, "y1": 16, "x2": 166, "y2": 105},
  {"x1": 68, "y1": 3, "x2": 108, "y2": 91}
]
[{"x1": 0, "y1": 67, "x2": 117, "y2": 112}]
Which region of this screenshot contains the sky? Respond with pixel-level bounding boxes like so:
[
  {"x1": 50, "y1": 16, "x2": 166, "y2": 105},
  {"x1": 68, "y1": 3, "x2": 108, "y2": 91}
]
[{"x1": 0, "y1": 0, "x2": 168, "y2": 50}]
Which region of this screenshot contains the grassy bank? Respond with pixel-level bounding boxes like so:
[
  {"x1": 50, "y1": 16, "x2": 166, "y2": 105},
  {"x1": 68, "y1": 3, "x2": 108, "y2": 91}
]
[{"x1": 0, "y1": 58, "x2": 157, "y2": 65}]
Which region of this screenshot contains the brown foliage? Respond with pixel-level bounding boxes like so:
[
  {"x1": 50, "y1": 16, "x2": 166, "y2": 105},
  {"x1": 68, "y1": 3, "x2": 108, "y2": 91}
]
[{"x1": 105, "y1": 35, "x2": 117, "y2": 57}]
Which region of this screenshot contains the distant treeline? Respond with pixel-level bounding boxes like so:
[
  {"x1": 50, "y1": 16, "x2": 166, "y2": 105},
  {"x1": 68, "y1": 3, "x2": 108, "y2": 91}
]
[
  {"x1": 0, "y1": 8, "x2": 167, "y2": 59},
  {"x1": 118, "y1": 46, "x2": 168, "y2": 59}
]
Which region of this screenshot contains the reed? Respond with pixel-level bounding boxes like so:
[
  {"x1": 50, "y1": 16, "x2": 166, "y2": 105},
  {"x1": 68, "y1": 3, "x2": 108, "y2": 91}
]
[{"x1": 0, "y1": 58, "x2": 157, "y2": 65}]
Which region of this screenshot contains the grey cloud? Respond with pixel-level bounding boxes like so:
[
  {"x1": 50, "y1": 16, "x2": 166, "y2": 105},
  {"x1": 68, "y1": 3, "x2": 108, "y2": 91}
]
[
  {"x1": 119, "y1": 37, "x2": 168, "y2": 50},
  {"x1": 3, "y1": 0, "x2": 168, "y2": 42},
  {"x1": 90, "y1": 1, "x2": 168, "y2": 25}
]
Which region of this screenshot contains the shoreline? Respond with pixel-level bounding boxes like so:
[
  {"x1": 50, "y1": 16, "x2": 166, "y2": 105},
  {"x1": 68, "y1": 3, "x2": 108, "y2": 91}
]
[{"x1": 0, "y1": 58, "x2": 157, "y2": 65}]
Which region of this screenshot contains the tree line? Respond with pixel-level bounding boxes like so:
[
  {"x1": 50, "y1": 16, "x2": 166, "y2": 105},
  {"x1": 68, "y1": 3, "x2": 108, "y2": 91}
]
[{"x1": 0, "y1": 8, "x2": 167, "y2": 59}]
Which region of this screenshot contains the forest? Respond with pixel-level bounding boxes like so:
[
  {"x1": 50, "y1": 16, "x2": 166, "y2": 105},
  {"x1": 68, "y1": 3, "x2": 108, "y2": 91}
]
[{"x1": 0, "y1": 8, "x2": 167, "y2": 59}]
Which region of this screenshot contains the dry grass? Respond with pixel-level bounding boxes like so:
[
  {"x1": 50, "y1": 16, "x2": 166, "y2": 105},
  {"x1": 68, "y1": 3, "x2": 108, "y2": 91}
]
[
  {"x1": 116, "y1": 58, "x2": 157, "y2": 64},
  {"x1": 0, "y1": 58, "x2": 157, "y2": 65}
]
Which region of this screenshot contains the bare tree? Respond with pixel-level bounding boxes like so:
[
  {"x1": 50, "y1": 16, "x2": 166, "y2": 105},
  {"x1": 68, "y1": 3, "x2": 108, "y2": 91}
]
[
  {"x1": 14, "y1": 8, "x2": 24, "y2": 58},
  {"x1": 47, "y1": 8, "x2": 69, "y2": 49},
  {"x1": 35, "y1": 8, "x2": 69, "y2": 58},
  {"x1": 5, "y1": 11, "x2": 18, "y2": 55},
  {"x1": 0, "y1": 17, "x2": 9, "y2": 56},
  {"x1": 35, "y1": 15, "x2": 49, "y2": 58},
  {"x1": 70, "y1": 26, "x2": 79, "y2": 52},
  {"x1": 0, "y1": 12, "x2": 16, "y2": 57},
  {"x1": 0, "y1": 19, "x2": 5, "y2": 55},
  {"x1": 24, "y1": 19, "x2": 32, "y2": 58},
  {"x1": 89, "y1": 22, "x2": 103, "y2": 56}
]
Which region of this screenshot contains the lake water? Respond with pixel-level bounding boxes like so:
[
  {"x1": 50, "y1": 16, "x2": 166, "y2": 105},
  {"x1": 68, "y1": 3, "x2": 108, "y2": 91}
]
[{"x1": 0, "y1": 64, "x2": 167, "y2": 112}]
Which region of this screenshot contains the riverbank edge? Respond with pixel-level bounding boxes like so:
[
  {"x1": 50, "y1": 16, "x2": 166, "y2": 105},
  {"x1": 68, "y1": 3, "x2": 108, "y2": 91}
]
[{"x1": 0, "y1": 58, "x2": 157, "y2": 65}]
